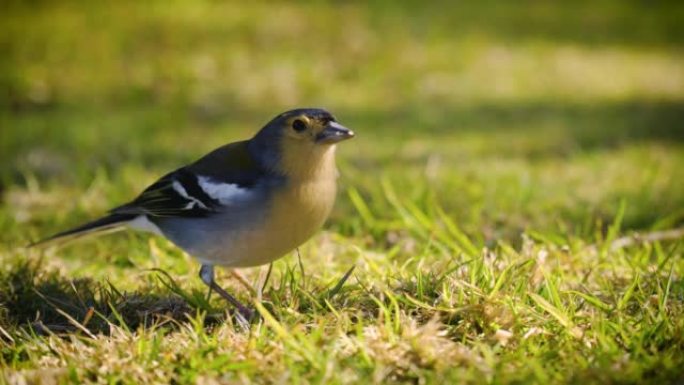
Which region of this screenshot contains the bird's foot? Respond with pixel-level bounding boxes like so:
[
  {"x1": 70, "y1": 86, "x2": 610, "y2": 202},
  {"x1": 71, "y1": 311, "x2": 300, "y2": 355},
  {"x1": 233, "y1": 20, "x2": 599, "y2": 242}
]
[{"x1": 233, "y1": 305, "x2": 260, "y2": 329}]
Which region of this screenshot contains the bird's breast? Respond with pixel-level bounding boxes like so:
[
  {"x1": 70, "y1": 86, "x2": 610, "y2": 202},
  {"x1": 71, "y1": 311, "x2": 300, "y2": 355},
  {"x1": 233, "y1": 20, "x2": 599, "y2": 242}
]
[
  {"x1": 201, "y1": 176, "x2": 337, "y2": 267},
  {"x1": 265, "y1": 177, "x2": 337, "y2": 250}
]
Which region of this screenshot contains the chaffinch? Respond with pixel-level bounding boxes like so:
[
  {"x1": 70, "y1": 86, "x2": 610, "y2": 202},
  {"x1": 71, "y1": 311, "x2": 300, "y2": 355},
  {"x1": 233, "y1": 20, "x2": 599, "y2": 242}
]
[{"x1": 32, "y1": 108, "x2": 355, "y2": 319}]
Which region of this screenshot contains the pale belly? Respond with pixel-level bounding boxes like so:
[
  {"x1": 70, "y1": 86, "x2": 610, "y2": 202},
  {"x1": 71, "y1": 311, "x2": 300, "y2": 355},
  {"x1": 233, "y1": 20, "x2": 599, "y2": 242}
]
[{"x1": 165, "y1": 178, "x2": 337, "y2": 267}]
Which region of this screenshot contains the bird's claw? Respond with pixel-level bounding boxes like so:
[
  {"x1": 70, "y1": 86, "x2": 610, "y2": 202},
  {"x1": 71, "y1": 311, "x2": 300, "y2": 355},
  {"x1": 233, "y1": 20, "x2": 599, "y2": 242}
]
[{"x1": 234, "y1": 306, "x2": 259, "y2": 329}]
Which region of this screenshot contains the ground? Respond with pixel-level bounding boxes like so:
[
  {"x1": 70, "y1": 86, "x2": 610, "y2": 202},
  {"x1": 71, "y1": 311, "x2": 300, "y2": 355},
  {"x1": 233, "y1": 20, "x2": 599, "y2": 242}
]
[{"x1": 1, "y1": 1, "x2": 683, "y2": 384}]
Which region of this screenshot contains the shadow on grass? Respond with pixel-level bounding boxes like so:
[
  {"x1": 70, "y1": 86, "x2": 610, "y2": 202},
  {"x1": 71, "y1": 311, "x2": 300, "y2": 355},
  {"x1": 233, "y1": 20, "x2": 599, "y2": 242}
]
[
  {"x1": 0, "y1": 259, "x2": 217, "y2": 337},
  {"x1": 4, "y1": 99, "x2": 682, "y2": 180},
  {"x1": 0, "y1": 258, "x2": 358, "y2": 339},
  {"x1": 351, "y1": 99, "x2": 684, "y2": 151},
  {"x1": 386, "y1": 1, "x2": 684, "y2": 49}
]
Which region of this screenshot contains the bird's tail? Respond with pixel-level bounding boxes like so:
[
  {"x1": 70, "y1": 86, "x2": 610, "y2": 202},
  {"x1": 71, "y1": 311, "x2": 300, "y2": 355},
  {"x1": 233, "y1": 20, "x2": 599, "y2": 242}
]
[{"x1": 29, "y1": 213, "x2": 137, "y2": 248}]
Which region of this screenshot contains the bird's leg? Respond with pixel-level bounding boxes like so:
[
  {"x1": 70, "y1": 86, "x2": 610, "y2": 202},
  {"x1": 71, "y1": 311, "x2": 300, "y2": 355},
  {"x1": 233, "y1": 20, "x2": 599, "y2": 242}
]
[
  {"x1": 204, "y1": 285, "x2": 213, "y2": 302},
  {"x1": 199, "y1": 264, "x2": 253, "y2": 321},
  {"x1": 258, "y1": 263, "x2": 274, "y2": 302}
]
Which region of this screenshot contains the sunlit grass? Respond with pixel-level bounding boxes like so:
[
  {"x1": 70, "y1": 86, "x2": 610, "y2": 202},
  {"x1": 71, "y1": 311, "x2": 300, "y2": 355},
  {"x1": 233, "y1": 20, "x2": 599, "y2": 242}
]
[{"x1": 1, "y1": 1, "x2": 683, "y2": 384}]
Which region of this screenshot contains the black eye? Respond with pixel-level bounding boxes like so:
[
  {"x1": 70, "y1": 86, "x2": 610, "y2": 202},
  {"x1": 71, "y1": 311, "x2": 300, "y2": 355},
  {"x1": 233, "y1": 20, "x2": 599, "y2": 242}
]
[{"x1": 292, "y1": 119, "x2": 307, "y2": 132}]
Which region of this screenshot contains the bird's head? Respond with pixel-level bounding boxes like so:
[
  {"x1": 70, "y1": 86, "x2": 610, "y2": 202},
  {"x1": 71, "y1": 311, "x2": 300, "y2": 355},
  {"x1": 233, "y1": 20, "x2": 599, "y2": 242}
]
[{"x1": 250, "y1": 108, "x2": 355, "y2": 178}]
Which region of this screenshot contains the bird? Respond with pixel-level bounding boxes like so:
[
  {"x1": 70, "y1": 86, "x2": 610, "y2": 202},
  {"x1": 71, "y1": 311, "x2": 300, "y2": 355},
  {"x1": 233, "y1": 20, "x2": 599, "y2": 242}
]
[{"x1": 31, "y1": 108, "x2": 355, "y2": 320}]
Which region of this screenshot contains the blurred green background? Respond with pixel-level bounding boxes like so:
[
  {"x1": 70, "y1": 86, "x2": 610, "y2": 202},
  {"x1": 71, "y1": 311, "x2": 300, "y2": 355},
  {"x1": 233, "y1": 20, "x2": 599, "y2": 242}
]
[{"x1": 2, "y1": 0, "x2": 683, "y2": 248}]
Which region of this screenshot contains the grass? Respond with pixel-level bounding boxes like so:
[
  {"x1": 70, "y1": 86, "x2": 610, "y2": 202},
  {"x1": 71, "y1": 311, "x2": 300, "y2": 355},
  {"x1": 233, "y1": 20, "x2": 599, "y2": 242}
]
[{"x1": 1, "y1": 1, "x2": 684, "y2": 384}]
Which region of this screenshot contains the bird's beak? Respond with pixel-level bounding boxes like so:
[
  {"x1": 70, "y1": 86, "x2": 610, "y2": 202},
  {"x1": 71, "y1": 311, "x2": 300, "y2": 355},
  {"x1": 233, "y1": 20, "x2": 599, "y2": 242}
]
[{"x1": 316, "y1": 121, "x2": 355, "y2": 144}]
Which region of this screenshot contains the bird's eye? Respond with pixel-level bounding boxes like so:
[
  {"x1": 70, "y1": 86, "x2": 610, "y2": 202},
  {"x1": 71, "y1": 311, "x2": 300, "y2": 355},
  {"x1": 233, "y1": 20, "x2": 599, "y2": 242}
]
[{"x1": 292, "y1": 119, "x2": 307, "y2": 132}]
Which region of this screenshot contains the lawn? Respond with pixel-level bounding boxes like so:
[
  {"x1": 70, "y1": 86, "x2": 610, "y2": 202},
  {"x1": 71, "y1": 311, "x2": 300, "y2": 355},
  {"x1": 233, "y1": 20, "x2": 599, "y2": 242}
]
[{"x1": 1, "y1": 1, "x2": 683, "y2": 384}]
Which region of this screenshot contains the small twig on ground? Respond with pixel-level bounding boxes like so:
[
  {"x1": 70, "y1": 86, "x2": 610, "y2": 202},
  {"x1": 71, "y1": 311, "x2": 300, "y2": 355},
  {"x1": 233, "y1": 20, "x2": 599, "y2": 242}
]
[
  {"x1": 582, "y1": 227, "x2": 684, "y2": 255},
  {"x1": 609, "y1": 227, "x2": 684, "y2": 251}
]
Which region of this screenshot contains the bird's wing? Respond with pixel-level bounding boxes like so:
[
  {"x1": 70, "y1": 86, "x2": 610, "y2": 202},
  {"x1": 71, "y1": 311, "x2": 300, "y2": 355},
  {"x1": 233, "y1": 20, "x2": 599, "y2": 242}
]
[{"x1": 111, "y1": 140, "x2": 269, "y2": 218}]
